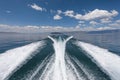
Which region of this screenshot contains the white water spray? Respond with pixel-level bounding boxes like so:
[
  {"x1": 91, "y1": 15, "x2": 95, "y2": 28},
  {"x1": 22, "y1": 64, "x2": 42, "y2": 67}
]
[
  {"x1": 0, "y1": 41, "x2": 44, "y2": 80},
  {"x1": 1, "y1": 36, "x2": 118, "y2": 80},
  {"x1": 39, "y1": 36, "x2": 90, "y2": 80},
  {"x1": 76, "y1": 41, "x2": 120, "y2": 80},
  {"x1": 48, "y1": 36, "x2": 73, "y2": 80}
]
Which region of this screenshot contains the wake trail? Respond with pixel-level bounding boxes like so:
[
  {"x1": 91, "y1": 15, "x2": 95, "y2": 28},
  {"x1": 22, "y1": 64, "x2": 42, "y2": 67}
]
[
  {"x1": 29, "y1": 54, "x2": 54, "y2": 80},
  {"x1": 41, "y1": 36, "x2": 99, "y2": 80},
  {"x1": 46, "y1": 36, "x2": 73, "y2": 80},
  {"x1": 65, "y1": 54, "x2": 88, "y2": 80},
  {"x1": 76, "y1": 41, "x2": 120, "y2": 80},
  {"x1": 40, "y1": 36, "x2": 110, "y2": 80},
  {"x1": 8, "y1": 40, "x2": 53, "y2": 80},
  {"x1": 1, "y1": 36, "x2": 118, "y2": 80},
  {"x1": 66, "y1": 42, "x2": 111, "y2": 80},
  {"x1": 0, "y1": 41, "x2": 44, "y2": 80}
]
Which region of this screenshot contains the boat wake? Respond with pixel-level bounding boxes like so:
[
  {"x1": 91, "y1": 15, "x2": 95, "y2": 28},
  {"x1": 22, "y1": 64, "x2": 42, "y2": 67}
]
[
  {"x1": 0, "y1": 41, "x2": 44, "y2": 80},
  {"x1": 0, "y1": 36, "x2": 120, "y2": 80},
  {"x1": 76, "y1": 41, "x2": 120, "y2": 80},
  {"x1": 40, "y1": 36, "x2": 74, "y2": 80}
]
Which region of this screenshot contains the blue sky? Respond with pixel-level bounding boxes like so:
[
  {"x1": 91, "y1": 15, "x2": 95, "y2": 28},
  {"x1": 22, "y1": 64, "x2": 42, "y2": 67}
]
[{"x1": 0, "y1": 0, "x2": 120, "y2": 32}]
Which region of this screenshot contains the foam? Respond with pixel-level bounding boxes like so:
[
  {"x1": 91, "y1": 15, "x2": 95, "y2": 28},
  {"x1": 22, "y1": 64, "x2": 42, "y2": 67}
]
[
  {"x1": 46, "y1": 36, "x2": 73, "y2": 80},
  {"x1": 76, "y1": 41, "x2": 120, "y2": 80},
  {"x1": 0, "y1": 41, "x2": 44, "y2": 80}
]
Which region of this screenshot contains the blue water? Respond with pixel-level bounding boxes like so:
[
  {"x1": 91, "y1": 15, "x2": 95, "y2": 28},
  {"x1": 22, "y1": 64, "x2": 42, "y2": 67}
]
[
  {"x1": 6, "y1": 35, "x2": 111, "y2": 80},
  {"x1": 0, "y1": 32, "x2": 120, "y2": 55},
  {"x1": 0, "y1": 32, "x2": 120, "y2": 80},
  {"x1": 0, "y1": 33, "x2": 48, "y2": 53},
  {"x1": 66, "y1": 31, "x2": 120, "y2": 55}
]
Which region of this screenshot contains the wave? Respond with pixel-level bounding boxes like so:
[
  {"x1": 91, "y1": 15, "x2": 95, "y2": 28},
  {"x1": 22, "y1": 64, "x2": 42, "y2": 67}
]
[
  {"x1": 0, "y1": 41, "x2": 44, "y2": 80},
  {"x1": 76, "y1": 41, "x2": 120, "y2": 80}
]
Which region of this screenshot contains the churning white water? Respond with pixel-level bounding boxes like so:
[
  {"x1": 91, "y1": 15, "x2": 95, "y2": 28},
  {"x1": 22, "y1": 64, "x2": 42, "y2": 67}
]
[
  {"x1": 0, "y1": 41, "x2": 44, "y2": 80},
  {"x1": 76, "y1": 41, "x2": 120, "y2": 80},
  {"x1": 1, "y1": 37, "x2": 120, "y2": 80},
  {"x1": 39, "y1": 36, "x2": 104, "y2": 80},
  {"x1": 40, "y1": 36, "x2": 73, "y2": 80}
]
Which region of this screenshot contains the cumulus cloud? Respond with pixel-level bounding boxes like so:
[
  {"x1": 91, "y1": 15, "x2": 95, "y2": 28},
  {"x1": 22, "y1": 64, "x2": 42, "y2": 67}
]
[
  {"x1": 57, "y1": 10, "x2": 62, "y2": 14},
  {"x1": 89, "y1": 21, "x2": 99, "y2": 25},
  {"x1": 97, "y1": 26, "x2": 116, "y2": 30},
  {"x1": 78, "y1": 9, "x2": 118, "y2": 20},
  {"x1": 53, "y1": 10, "x2": 63, "y2": 20},
  {"x1": 0, "y1": 24, "x2": 82, "y2": 33},
  {"x1": 109, "y1": 23, "x2": 120, "y2": 27},
  {"x1": 74, "y1": 14, "x2": 82, "y2": 19},
  {"x1": 56, "y1": 9, "x2": 119, "y2": 29},
  {"x1": 0, "y1": 24, "x2": 119, "y2": 33},
  {"x1": 53, "y1": 14, "x2": 62, "y2": 20},
  {"x1": 78, "y1": 21, "x2": 85, "y2": 24},
  {"x1": 2, "y1": 24, "x2": 108, "y2": 32},
  {"x1": 116, "y1": 20, "x2": 120, "y2": 23},
  {"x1": 58, "y1": 9, "x2": 118, "y2": 21},
  {"x1": 100, "y1": 19, "x2": 120, "y2": 30},
  {"x1": 100, "y1": 18, "x2": 112, "y2": 23},
  {"x1": 0, "y1": 24, "x2": 41, "y2": 33},
  {"x1": 29, "y1": 3, "x2": 46, "y2": 11},
  {"x1": 64, "y1": 10, "x2": 75, "y2": 17}
]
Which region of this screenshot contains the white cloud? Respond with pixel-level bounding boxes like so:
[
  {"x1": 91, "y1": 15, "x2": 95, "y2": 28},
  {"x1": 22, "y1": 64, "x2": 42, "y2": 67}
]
[
  {"x1": 90, "y1": 21, "x2": 99, "y2": 25},
  {"x1": 109, "y1": 23, "x2": 120, "y2": 27},
  {"x1": 75, "y1": 25, "x2": 80, "y2": 29},
  {"x1": 57, "y1": 10, "x2": 62, "y2": 14},
  {"x1": 0, "y1": 24, "x2": 41, "y2": 33},
  {"x1": 53, "y1": 10, "x2": 63, "y2": 20},
  {"x1": 100, "y1": 18, "x2": 112, "y2": 23},
  {"x1": 108, "y1": 19, "x2": 120, "y2": 28},
  {"x1": 79, "y1": 9, "x2": 118, "y2": 20},
  {"x1": 74, "y1": 26, "x2": 99, "y2": 31},
  {"x1": 78, "y1": 21, "x2": 85, "y2": 24},
  {"x1": 116, "y1": 20, "x2": 120, "y2": 23},
  {"x1": 76, "y1": 23, "x2": 86, "y2": 28},
  {"x1": 62, "y1": 9, "x2": 119, "y2": 21},
  {"x1": 64, "y1": 10, "x2": 75, "y2": 17},
  {"x1": 81, "y1": 27, "x2": 97, "y2": 31},
  {"x1": 0, "y1": 24, "x2": 119, "y2": 33},
  {"x1": 99, "y1": 19, "x2": 120, "y2": 30},
  {"x1": 53, "y1": 14, "x2": 62, "y2": 20},
  {"x1": 74, "y1": 14, "x2": 82, "y2": 19},
  {"x1": 97, "y1": 26, "x2": 117, "y2": 31},
  {"x1": 29, "y1": 3, "x2": 46, "y2": 11},
  {"x1": 0, "y1": 24, "x2": 81, "y2": 33},
  {"x1": 2, "y1": 24, "x2": 105, "y2": 32}
]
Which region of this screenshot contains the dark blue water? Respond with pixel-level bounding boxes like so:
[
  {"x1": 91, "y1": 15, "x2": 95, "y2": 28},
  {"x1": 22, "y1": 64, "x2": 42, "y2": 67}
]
[
  {"x1": 0, "y1": 32, "x2": 119, "y2": 80},
  {"x1": 0, "y1": 32, "x2": 120, "y2": 55},
  {"x1": 65, "y1": 30, "x2": 120, "y2": 55},
  {"x1": 8, "y1": 38, "x2": 54, "y2": 80},
  {"x1": 0, "y1": 33, "x2": 48, "y2": 53},
  {"x1": 6, "y1": 36, "x2": 111, "y2": 80}
]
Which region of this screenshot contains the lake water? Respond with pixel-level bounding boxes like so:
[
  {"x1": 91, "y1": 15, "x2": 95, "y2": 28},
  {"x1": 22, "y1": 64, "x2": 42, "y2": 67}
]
[{"x1": 0, "y1": 32, "x2": 120, "y2": 80}]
